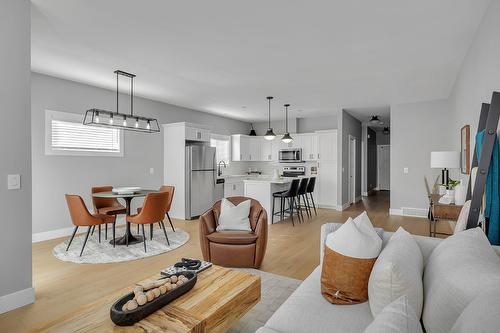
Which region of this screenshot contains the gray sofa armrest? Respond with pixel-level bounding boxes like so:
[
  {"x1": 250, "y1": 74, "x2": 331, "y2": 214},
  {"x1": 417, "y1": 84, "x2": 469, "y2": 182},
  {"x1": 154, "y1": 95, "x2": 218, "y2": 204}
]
[
  {"x1": 255, "y1": 327, "x2": 283, "y2": 333},
  {"x1": 320, "y1": 222, "x2": 385, "y2": 264}
]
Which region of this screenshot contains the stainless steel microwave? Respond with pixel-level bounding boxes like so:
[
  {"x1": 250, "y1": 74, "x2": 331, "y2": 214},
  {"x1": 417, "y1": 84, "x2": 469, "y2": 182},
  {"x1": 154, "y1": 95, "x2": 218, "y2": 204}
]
[{"x1": 279, "y1": 148, "x2": 303, "y2": 163}]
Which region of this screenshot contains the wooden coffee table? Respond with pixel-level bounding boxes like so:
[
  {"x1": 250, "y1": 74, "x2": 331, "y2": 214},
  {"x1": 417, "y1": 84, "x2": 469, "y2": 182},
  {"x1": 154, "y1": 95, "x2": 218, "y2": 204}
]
[{"x1": 38, "y1": 265, "x2": 261, "y2": 332}]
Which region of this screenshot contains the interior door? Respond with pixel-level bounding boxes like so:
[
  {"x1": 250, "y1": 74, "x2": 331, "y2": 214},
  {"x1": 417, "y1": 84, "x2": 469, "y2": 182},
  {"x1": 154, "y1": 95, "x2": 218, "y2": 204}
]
[
  {"x1": 378, "y1": 145, "x2": 390, "y2": 190},
  {"x1": 348, "y1": 136, "x2": 356, "y2": 204}
]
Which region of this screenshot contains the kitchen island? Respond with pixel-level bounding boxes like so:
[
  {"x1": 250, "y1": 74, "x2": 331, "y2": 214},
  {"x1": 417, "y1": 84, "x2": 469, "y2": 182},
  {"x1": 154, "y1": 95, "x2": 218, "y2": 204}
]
[{"x1": 243, "y1": 178, "x2": 294, "y2": 224}]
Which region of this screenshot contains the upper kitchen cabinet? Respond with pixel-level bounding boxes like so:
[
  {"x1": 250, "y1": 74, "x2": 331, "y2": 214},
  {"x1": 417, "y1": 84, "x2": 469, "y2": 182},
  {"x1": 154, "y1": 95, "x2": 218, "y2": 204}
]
[
  {"x1": 317, "y1": 130, "x2": 337, "y2": 161},
  {"x1": 231, "y1": 135, "x2": 262, "y2": 161},
  {"x1": 300, "y1": 133, "x2": 319, "y2": 161},
  {"x1": 185, "y1": 124, "x2": 210, "y2": 142},
  {"x1": 261, "y1": 138, "x2": 279, "y2": 161}
]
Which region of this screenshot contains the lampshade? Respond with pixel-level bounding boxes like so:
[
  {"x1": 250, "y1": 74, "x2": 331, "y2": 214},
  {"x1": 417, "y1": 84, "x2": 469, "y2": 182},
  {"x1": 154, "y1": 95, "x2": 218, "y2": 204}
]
[{"x1": 430, "y1": 151, "x2": 460, "y2": 169}]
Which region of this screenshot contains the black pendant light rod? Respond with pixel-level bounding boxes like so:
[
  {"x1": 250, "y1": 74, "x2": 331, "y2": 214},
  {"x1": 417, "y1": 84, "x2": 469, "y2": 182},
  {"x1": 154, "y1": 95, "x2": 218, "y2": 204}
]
[
  {"x1": 267, "y1": 96, "x2": 273, "y2": 128},
  {"x1": 284, "y1": 104, "x2": 290, "y2": 132}
]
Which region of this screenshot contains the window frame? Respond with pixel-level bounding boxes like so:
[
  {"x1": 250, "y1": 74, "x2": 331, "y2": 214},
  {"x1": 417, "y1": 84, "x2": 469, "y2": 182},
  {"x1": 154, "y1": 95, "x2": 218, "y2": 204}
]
[
  {"x1": 210, "y1": 133, "x2": 231, "y2": 165},
  {"x1": 45, "y1": 109, "x2": 124, "y2": 157}
]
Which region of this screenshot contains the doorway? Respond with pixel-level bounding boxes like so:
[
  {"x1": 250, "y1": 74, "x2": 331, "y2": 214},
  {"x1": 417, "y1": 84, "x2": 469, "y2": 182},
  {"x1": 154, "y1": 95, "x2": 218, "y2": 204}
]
[
  {"x1": 377, "y1": 145, "x2": 390, "y2": 190},
  {"x1": 348, "y1": 135, "x2": 357, "y2": 204}
]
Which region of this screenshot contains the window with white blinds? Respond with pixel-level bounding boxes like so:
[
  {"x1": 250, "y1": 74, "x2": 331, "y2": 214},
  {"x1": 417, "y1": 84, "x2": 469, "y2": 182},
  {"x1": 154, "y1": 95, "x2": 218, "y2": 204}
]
[
  {"x1": 45, "y1": 110, "x2": 123, "y2": 157},
  {"x1": 210, "y1": 134, "x2": 230, "y2": 164}
]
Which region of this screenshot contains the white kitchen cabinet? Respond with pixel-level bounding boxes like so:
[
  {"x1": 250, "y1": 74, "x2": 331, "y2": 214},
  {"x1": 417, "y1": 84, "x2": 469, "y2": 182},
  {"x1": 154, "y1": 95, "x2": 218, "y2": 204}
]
[
  {"x1": 224, "y1": 181, "x2": 244, "y2": 197},
  {"x1": 231, "y1": 135, "x2": 250, "y2": 161},
  {"x1": 317, "y1": 130, "x2": 337, "y2": 161},
  {"x1": 316, "y1": 130, "x2": 338, "y2": 209},
  {"x1": 248, "y1": 137, "x2": 261, "y2": 161},
  {"x1": 261, "y1": 138, "x2": 279, "y2": 161},
  {"x1": 185, "y1": 126, "x2": 210, "y2": 142},
  {"x1": 300, "y1": 133, "x2": 319, "y2": 161}
]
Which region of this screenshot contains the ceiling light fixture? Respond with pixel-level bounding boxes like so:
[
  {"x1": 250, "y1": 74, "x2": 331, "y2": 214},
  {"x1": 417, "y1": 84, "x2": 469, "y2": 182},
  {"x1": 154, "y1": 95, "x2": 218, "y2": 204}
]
[
  {"x1": 83, "y1": 70, "x2": 160, "y2": 133},
  {"x1": 369, "y1": 115, "x2": 383, "y2": 125},
  {"x1": 282, "y1": 104, "x2": 293, "y2": 143},
  {"x1": 264, "y1": 96, "x2": 276, "y2": 140}
]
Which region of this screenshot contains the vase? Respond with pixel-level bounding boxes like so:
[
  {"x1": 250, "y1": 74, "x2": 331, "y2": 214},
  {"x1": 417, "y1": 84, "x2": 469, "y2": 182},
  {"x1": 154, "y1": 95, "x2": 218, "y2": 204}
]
[{"x1": 445, "y1": 189, "x2": 455, "y2": 204}]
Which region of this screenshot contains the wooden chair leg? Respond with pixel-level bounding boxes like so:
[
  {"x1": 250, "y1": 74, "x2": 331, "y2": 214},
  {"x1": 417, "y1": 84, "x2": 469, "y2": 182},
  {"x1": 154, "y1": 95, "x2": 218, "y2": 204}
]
[
  {"x1": 160, "y1": 221, "x2": 170, "y2": 246},
  {"x1": 66, "y1": 226, "x2": 78, "y2": 251},
  {"x1": 150, "y1": 223, "x2": 153, "y2": 240},
  {"x1": 141, "y1": 224, "x2": 147, "y2": 252},
  {"x1": 112, "y1": 222, "x2": 116, "y2": 248},
  {"x1": 167, "y1": 213, "x2": 175, "y2": 232},
  {"x1": 80, "y1": 226, "x2": 91, "y2": 257}
]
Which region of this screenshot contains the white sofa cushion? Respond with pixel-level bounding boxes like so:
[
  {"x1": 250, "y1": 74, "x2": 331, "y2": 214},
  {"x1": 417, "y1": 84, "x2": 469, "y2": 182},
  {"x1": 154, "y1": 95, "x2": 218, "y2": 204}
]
[
  {"x1": 450, "y1": 290, "x2": 500, "y2": 333},
  {"x1": 368, "y1": 227, "x2": 424, "y2": 318},
  {"x1": 266, "y1": 266, "x2": 374, "y2": 333},
  {"x1": 363, "y1": 295, "x2": 423, "y2": 333},
  {"x1": 454, "y1": 200, "x2": 471, "y2": 234},
  {"x1": 216, "y1": 198, "x2": 251, "y2": 231},
  {"x1": 423, "y1": 227, "x2": 500, "y2": 333}
]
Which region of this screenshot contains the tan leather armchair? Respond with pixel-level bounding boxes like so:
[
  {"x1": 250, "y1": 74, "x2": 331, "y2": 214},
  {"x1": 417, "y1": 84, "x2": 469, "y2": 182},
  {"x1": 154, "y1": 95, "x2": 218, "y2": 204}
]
[{"x1": 199, "y1": 196, "x2": 268, "y2": 268}]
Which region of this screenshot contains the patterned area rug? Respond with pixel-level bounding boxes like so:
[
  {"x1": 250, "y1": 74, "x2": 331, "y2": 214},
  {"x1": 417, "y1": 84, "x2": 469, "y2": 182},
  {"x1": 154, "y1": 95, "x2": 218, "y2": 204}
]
[
  {"x1": 229, "y1": 268, "x2": 302, "y2": 333},
  {"x1": 53, "y1": 226, "x2": 189, "y2": 264}
]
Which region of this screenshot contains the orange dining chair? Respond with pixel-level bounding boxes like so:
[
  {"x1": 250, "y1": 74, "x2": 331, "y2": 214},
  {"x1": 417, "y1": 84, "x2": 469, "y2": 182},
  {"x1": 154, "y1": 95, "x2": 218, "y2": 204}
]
[
  {"x1": 91, "y1": 186, "x2": 126, "y2": 240},
  {"x1": 137, "y1": 186, "x2": 176, "y2": 238},
  {"x1": 127, "y1": 192, "x2": 170, "y2": 252},
  {"x1": 65, "y1": 194, "x2": 116, "y2": 256}
]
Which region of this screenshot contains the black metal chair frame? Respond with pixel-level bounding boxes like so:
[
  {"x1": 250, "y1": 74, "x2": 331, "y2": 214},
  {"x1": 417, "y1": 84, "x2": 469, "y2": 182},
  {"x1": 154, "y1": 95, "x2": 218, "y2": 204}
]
[
  {"x1": 271, "y1": 179, "x2": 302, "y2": 226},
  {"x1": 306, "y1": 177, "x2": 318, "y2": 215}
]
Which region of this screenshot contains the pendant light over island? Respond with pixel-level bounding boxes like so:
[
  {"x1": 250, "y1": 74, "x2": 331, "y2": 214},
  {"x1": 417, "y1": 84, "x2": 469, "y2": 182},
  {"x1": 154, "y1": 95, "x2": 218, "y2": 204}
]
[
  {"x1": 264, "y1": 96, "x2": 276, "y2": 140},
  {"x1": 281, "y1": 104, "x2": 293, "y2": 143}
]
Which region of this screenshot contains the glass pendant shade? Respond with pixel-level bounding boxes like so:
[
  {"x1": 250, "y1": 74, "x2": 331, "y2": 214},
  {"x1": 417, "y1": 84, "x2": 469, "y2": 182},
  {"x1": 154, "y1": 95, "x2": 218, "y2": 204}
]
[
  {"x1": 282, "y1": 132, "x2": 293, "y2": 143},
  {"x1": 264, "y1": 128, "x2": 276, "y2": 140}
]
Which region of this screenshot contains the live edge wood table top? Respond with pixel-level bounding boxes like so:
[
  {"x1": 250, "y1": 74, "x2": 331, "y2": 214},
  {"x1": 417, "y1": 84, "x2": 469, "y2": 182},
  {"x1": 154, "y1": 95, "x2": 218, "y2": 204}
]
[{"x1": 38, "y1": 265, "x2": 261, "y2": 333}]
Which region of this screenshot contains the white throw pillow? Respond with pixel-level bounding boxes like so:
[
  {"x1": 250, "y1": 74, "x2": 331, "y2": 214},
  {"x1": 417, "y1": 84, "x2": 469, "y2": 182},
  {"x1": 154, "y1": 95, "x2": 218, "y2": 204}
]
[
  {"x1": 423, "y1": 227, "x2": 500, "y2": 333},
  {"x1": 453, "y1": 200, "x2": 471, "y2": 234},
  {"x1": 216, "y1": 198, "x2": 251, "y2": 232},
  {"x1": 326, "y1": 213, "x2": 382, "y2": 259},
  {"x1": 368, "y1": 227, "x2": 424, "y2": 318},
  {"x1": 363, "y1": 295, "x2": 423, "y2": 333},
  {"x1": 450, "y1": 290, "x2": 500, "y2": 333}
]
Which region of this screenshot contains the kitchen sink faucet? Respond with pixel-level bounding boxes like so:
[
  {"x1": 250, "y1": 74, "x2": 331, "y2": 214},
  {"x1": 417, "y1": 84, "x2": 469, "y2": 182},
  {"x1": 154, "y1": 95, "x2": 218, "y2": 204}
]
[{"x1": 217, "y1": 160, "x2": 227, "y2": 176}]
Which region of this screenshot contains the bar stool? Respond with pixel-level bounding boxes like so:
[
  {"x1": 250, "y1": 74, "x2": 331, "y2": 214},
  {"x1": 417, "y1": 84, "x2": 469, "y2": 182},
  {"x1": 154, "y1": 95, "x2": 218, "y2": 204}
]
[
  {"x1": 272, "y1": 179, "x2": 301, "y2": 226},
  {"x1": 297, "y1": 178, "x2": 311, "y2": 219},
  {"x1": 306, "y1": 177, "x2": 317, "y2": 215}
]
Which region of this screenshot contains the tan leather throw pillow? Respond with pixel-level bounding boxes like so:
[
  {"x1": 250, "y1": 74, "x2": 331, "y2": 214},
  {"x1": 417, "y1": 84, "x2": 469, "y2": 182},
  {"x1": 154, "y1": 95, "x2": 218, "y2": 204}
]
[{"x1": 321, "y1": 212, "x2": 382, "y2": 304}]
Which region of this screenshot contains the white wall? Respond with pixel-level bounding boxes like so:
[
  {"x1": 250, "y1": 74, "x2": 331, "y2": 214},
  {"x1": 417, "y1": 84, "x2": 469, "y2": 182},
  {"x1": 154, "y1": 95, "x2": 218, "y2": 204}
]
[
  {"x1": 297, "y1": 115, "x2": 337, "y2": 133},
  {"x1": 450, "y1": 0, "x2": 500, "y2": 162},
  {"x1": 0, "y1": 0, "x2": 33, "y2": 312},
  {"x1": 31, "y1": 73, "x2": 250, "y2": 238},
  {"x1": 390, "y1": 99, "x2": 455, "y2": 212}
]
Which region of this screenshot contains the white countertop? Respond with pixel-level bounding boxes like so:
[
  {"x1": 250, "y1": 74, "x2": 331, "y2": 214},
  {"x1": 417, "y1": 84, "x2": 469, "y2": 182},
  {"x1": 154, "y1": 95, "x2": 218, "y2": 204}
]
[{"x1": 242, "y1": 175, "x2": 313, "y2": 184}]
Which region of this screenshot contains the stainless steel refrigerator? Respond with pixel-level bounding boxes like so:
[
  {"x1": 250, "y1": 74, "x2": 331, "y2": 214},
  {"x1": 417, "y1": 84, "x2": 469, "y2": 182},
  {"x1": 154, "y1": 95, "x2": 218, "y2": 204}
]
[{"x1": 185, "y1": 145, "x2": 217, "y2": 219}]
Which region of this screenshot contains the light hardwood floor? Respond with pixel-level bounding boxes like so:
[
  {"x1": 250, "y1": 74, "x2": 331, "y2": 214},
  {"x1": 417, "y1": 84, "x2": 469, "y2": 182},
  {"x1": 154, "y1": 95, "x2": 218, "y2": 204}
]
[{"x1": 0, "y1": 191, "x2": 451, "y2": 332}]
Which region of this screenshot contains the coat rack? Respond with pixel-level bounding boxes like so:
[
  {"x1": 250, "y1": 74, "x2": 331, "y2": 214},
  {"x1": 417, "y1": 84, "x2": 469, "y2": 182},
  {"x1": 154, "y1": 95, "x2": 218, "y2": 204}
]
[{"x1": 466, "y1": 92, "x2": 500, "y2": 234}]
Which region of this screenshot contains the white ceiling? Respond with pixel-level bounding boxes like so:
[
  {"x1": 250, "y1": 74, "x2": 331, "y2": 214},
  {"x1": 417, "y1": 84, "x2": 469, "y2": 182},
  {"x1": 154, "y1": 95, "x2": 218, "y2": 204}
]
[{"x1": 31, "y1": 0, "x2": 490, "y2": 122}]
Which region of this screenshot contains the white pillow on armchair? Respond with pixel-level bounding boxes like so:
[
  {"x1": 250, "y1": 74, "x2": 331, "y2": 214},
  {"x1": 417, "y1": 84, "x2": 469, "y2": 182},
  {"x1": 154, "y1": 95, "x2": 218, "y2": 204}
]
[{"x1": 216, "y1": 198, "x2": 252, "y2": 232}]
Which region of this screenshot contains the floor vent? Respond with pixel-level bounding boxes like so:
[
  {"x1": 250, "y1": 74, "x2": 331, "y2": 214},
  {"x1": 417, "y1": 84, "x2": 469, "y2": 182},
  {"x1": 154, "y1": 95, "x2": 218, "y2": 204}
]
[{"x1": 401, "y1": 207, "x2": 428, "y2": 218}]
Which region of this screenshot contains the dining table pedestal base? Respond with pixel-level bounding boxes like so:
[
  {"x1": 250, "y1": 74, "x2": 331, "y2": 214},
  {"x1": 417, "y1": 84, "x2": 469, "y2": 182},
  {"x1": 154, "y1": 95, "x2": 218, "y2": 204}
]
[{"x1": 110, "y1": 231, "x2": 143, "y2": 246}]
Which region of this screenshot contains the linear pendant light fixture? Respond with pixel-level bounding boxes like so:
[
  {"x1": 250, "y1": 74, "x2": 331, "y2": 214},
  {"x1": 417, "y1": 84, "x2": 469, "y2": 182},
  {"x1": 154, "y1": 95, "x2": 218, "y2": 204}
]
[
  {"x1": 281, "y1": 103, "x2": 293, "y2": 143},
  {"x1": 83, "y1": 70, "x2": 160, "y2": 133},
  {"x1": 264, "y1": 96, "x2": 276, "y2": 140}
]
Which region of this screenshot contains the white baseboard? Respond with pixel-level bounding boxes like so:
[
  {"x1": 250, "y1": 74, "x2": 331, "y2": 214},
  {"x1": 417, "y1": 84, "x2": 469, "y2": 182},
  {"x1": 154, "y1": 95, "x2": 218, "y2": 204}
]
[
  {"x1": 32, "y1": 226, "x2": 75, "y2": 243},
  {"x1": 0, "y1": 287, "x2": 35, "y2": 314},
  {"x1": 335, "y1": 202, "x2": 351, "y2": 211},
  {"x1": 33, "y1": 217, "x2": 127, "y2": 243},
  {"x1": 390, "y1": 207, "x2": 428, "y2": 218}
]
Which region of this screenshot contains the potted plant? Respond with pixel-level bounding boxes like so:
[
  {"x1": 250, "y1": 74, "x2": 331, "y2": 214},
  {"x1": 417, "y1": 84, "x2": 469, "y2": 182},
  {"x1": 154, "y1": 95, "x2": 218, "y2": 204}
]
[{"x1": 443, "y1": 178, "x2": 460, "y2": 204}]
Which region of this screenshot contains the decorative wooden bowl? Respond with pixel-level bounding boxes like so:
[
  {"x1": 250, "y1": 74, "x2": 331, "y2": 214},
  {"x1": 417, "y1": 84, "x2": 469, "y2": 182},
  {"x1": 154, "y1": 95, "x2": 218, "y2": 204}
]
[{"x1": 110, "y1": 271, "x2": 197, "y2": 326}]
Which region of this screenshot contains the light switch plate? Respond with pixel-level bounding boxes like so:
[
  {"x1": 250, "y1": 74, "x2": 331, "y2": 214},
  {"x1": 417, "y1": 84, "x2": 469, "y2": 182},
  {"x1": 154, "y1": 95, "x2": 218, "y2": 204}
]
[
  {"x1": 403, "y1": 167, "x2": 409, "y2": 174},
  {"x1": 7, "y1": 174, "x2": 20, "y2": 190}
]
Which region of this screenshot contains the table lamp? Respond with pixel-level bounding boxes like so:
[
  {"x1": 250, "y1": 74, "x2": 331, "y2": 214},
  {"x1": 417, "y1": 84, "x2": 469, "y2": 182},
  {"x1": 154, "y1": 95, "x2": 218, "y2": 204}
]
[{"x1": 430, "y1": 151, "x2": 460, "y2": 186}]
